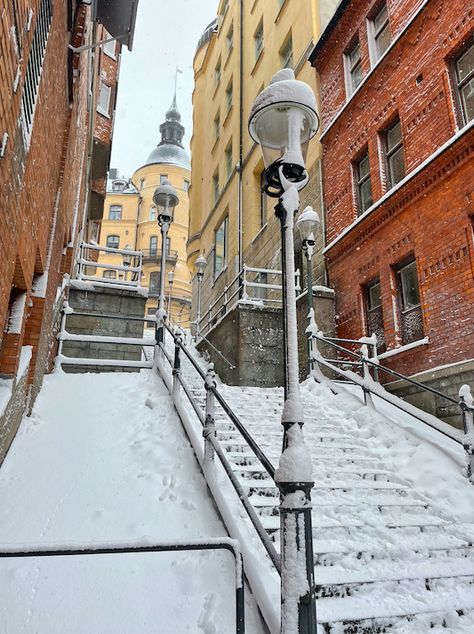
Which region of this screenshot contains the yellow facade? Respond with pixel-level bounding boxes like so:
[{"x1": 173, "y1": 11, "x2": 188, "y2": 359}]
[
  {"x1": 98, "y1": 99, "x2": 192, "y2": 327},
  {"x1": 188, "y1": 0, "x2": 337, "y2": 321}
]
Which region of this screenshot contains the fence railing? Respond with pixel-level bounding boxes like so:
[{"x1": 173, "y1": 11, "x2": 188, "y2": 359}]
[
  {"x1": 77, "y1": 242, "x2": 143, "y2": 288},
  {"x1": 308, "y1": 329, "x2": 474, "y2": 479},
  {"x1": 158, "y1": 322, "x2": 281, "y2": 574},
  {"x1": 198, "y1": 264, "x2": 300, "y2": 339},
  {"x1": 0, "y1": 538, "x2": 245, "y2": 634}
]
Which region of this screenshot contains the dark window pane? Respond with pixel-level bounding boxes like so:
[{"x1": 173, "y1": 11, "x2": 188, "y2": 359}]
[
  {"x1": 375, "y1": 23, "x2": 390, "y2": 57},
  {"x1": 399, "y1": 261, "x2": 420, "y2": 310},
  {"x1": 460, "y1": 78, "x2": 474, "y2": 123},
  {"x1": 368, "y1": 282, "x2": 381, "y2": 310},
  {"x1": 359, "y1": 180, "x2": 373, "y2": 212},
  {"x1": 388, "y1": 146, "x2": 406, "y2": 186},
  {"x1": 358, "y1": 154, "x2": 370, "y2": 179},
  {"x1": 386, "y1": 121, "x2": 401, "y2": 151},
  {"x1": 456, "y1": 45, "x2": 474, "y2": 82}
]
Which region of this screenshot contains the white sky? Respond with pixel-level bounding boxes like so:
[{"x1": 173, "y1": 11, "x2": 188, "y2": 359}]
[{"x1": 110, "y1": 0, "x2": 218, "y2": 178}]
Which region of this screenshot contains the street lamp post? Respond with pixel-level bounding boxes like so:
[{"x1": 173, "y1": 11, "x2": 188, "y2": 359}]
[
  {"x1": 296, "y1": 207, "x2": 321, "y2": 374},
  {"x1": 249, "y1": 68, "x2": 319, "y2": 634},
  {"x1": 167, "y1": 269, "x2": 174, "y2": 321},
  {"x1": 153, "y1": 179, "x2": 179, "y2": 346},
  {"x1": 194, "y1": 254, "x2": 206, "y2": 339}
]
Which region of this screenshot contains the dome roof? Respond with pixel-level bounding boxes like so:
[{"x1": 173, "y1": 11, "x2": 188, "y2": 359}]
[
  {"x1": 145, "y1": 143, "x2": 190, "y2": 170},
  {"x1": 142, "y1": 91, "x2": 190, "y2": 170}
]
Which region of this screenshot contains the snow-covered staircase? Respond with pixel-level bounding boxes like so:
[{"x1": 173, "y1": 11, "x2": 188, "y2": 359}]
[{"x1": 164, "y1": 338, "x2": 474, "y2": 633}]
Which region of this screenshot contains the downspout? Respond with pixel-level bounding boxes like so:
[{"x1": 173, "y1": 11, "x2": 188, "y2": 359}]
[{"x1": 237, "y1": 0, "x2": 244, "y2": 274}]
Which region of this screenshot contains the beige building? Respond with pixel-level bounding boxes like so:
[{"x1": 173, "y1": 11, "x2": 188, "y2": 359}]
[
  {"x1": 188, "y1": 0, "x2": 337, "y2": 335},
  {"x1": 98, "y1": 98, "x2": 192, "y2": 327}
]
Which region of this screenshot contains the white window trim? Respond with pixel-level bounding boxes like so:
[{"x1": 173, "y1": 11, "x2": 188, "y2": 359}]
[{"x1": 97, "y1": 82, "x2": 111, "y2": 118}]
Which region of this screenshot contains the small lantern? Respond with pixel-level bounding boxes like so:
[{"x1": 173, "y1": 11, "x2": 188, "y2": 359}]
[
  {"x1": 168, "y1": 270, "x2": 174, "y2": 285},
  {"x1": 153, "y1": 179, "x2": 179, "y2": 225},
  {"x1": 296, "y1": 206, "x2": 320, "y2": 246},
  {"x1": 195, "y1": 255, "x2": 207, "y2": 279},
  {"x1": 249, "y1": 68, "x2": 319, "y2": 197}
]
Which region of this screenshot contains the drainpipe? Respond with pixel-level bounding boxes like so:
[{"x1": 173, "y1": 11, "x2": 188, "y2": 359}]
[{"x1": 237, "y1": 0, "x2": 244, "y2": 274}]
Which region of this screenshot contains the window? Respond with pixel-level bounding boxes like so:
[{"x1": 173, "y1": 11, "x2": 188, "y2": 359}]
[
  {"x1": 212, "y1": 170, "x2": 220, "y2": 203},
  {"x1": 345, "y1": 41, "x2": 363, "y2": 95},
  {"x1": 214, "y1": 217, "x2": 228, "y2": 277},
  {"x1": 102, "y1": 38, "x2": 116, "y2": 58},
  {"x1": 184, "y1": 179, "x2": 190, "y2": 192},
  {"x1": 149, "y1": 236, "x2": 158, "y2": 256},
  {"x1": 149, "y1": 205, "x2": 156, "y2": 221},
  {"x1": 355, "y1": 153, "x2": 373, "y2": 214},
  {"x1": 260, "y1": 171, "x2": 267, "y2": 228},
  {"x1": 149, "y1": 271, "x2": 160, "y2": 295},
  {"x1": 215, "y1": 58, "x2": 221, "y2": 85},
  {"x1": 384, "y1": 119, "x2": 405, "y2": 188},
  {"x1": 226, "y1": 24, "x2": 233, "y2": 55},
  {"x1": 396, "y1": 259, "x2": 423, "y2": 345},
  {"x1": 160, "y1": 174, "x2": 168, "y2": 185},
  {"x1": 214, "y1": 112, "x2": 220, "y2": 141},
  {"x1": 103, "y1": 270, "x2": 117, "y2": 279},
  {"x1": 97, "y1": 82, "x2": 111, "y2": 117},
  {"x1": 225, "y1": 142, "x2": 233, "y2": 179},
  {"x1": 108, "y1": 205, "x2": 122, "y2": 220},
  {"x1": 365, "y1": 279, "x2": 386, "y2": 352},
  {"x1": 112, "y1": 180, "x2": 125, "y2": 192},
  {"x1": 140, "y1": 178, "x2": 145, "y2": 190},
  {"x1": 19, "y1": 0, "x2": 53, "y2": 144},
  {"x1": 370, "y1": 4, "x2": 391, "y2": 63},
  {"x1": 146, "y1": 307, "x2": 156, "y2": 327},
  {"x1": 106, "y1": 235, "x2": 119, "y2": 249},
  {"x1": 226, "y1": 80, "x2": 233, "y2": 112},
  {"x1": 254, "y1": 22, "x2": 264, "y2": 61},
  {"x1": 454, "y1": 42, "x2": 474, "y2": 125},
  {"x1": 280, "y1": 35, "x2": 293, "y2": 69}
]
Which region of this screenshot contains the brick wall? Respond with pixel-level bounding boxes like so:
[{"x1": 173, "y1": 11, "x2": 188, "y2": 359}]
[{"x1": 311, "y1": 0, "x2": 474, "y2": 378}]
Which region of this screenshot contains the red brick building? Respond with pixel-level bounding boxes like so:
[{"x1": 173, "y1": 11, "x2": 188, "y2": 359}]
[
  {"x1": 309, "y1": 0, "x2": 474, "y2": 410},
  {"x1": 0, "y1": 1, "x2": 136, "y2": 462}
]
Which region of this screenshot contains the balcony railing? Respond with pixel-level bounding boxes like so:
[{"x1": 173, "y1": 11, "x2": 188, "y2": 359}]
[{"x1": 141, "y1": 249, "x2": 178, "y2": 263}]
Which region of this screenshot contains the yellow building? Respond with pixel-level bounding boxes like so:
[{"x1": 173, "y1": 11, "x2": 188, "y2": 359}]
[
  {"x1": 188, "y1": 0, "x2": 337, "y2": 332},
  {"x1": 98, "y1": 96, "x2": 192, "y2": 327}
]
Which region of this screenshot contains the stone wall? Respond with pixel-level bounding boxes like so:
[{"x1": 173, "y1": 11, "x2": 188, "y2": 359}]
[
  {"x1": 62, "y1": 286, "x2": 147, "y2": 373},
  {"x1": 0, "y1": 348, "x2": 31, "y2": 464},
  {"x1": 197, "y1": 304, "x2": 284, "y2": 387},
  {"x1": 384, "y1": 360, "x2": 474, "y2": 430}
]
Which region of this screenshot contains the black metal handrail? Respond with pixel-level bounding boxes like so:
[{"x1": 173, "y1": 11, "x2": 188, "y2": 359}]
[
  {"x1": 311, "y1": 334, "x2": 463, "y2": 444},
  {"x1": 0, "y1": 539, "x2": 245, "y2": 634},
  {"x1": 159, "y1": 322, "x2": 281, "y2": 573}
]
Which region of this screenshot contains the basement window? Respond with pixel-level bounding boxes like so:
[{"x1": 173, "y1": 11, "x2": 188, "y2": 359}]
[
  {"x1": 396, "y1": 258, "x2": 424, "y2": 345},
  {"x1": 365, "y1": 279, "x2": 386, "y2": 352}
]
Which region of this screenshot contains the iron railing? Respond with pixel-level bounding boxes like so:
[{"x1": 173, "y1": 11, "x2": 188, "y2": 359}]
[
  {"x1": 309, "y1": 331, "x2": 474, "y2": 477},
  {"x1": 198, "y1": 264, "x2": 301, "y2": 339},
  {"x1": 159, "y1": 321, "x2": 281, "y2": 573},
  {"x1": 0, "y1": 538, "x2": 245, "y2": 633},
  {"x1": 77, "y1": 242, "x2": 143, "y2": 288}
]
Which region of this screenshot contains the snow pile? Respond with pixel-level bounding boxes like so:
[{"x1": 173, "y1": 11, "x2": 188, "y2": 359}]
[{"x1": 0, "y1": 369, "x2": 265, "y2": 633}]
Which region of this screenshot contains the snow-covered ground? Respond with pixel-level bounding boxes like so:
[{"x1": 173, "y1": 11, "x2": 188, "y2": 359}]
[{"x1": 0, "y1": 369, "x2": 265, "y2": 633}]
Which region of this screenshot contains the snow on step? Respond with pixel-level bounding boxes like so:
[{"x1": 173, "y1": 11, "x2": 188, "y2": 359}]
[{"x1": 165, "y1": 337, "x2": 474, "y2": 632}]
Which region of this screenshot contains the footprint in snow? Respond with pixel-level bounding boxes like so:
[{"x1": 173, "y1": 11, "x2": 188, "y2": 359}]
[{"x1": 198, "y1": 593, "x2": 217, "y2": 633}]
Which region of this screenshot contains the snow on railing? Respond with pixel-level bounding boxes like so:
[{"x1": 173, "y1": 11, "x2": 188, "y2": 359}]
[
  {"x1": 76, "y1": 242, "x2": 143, "y2": 289},
  {"x1": 198, "y1": 264, "x2": 301, "y2": 339},
  {"x1": 308, "y1": 325, "x2": 474, "y2": 481}
]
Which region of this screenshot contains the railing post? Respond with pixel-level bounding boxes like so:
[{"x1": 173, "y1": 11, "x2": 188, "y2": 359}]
[
  {"x1": 295, "y1": 267, "x2": 301, "y2": 293},
  {"x1": 241, "y1": 265, "x2": 249, "y2": 301},
  {"x1": 360, "y1": 344, "x2": 374, "y2": 408},
  {"x1": 306, "y1": 309, "x2": 326, "y2": 383},
  {"x1": 172, "y1": 333, "x2": 182, "y2": 401},
  {"x1": 203, "y1": 363, "x2": 217, "y2": 468},
  {"x1": 459, "y1": 384, "x2": 474, "y2": 481},
  {"x1": 369, "y1": 333, "x2": 379, "y2": 383}
]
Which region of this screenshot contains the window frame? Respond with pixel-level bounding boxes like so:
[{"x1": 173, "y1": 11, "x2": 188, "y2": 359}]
[
  {"x1": 149, "y1": 205, "x2": 156, "y2": 221},
  {"x1": 226, "y1": 79, "x2": 233, "y2": 113},
  {"x1": 368, "y1": 3, "x2": 391, "y2": 65},
  {"x1": 214, "y1": 216, "x2": 228, "y2": 279},
  {"x1": 384, "y1": 118, "x2": 406, "y2": 189},
  {"x1": 254, "y1": 21, "x2": 264, "y2": 62},
  {"x1": 97, "y1": 81, "x2": 111, "y2": 118},
  {"x1": 395, "y1": 257, "x2": 424, "y2": 345},
  {"x1": 354, "y1": 151, "x2": 373, "y2": 214},
  {"x1": 226, "y1": 23, "x2": 233, "y2": 56},
  {"x1": 106, "y1": 235, "x2": 120, "y2": 249},
  {"x1": 364, "y1": 278, "x2": 386, "y2": 353},
  {"x1": 225, "y1": 141, "x2": 233, "y2": 180},
  {"x1": 159, "y1": 174, "x2": 168, "y2": 185},
  {"x1": 344, "y1": 40, "x2": 363, "y2": 97},
  {"x1": 215, "y1": 57, "x2": 222, "y2": 86},
  {"x1": 214, "y1": 111, "x2": 220, "y2": 142},
  {"x1": 108, "y1": 204, "x2": 122, "y2": 220},
  {"x1": 149, "y1": 271, "x2": 160, "y2": 295},
  {"x1": 149, "y1": 235, "x2": 158, "y2": 256},
  {"x1": 212, "y1": 170, "x2": 220, "y2": 204},
  {"x1": 453, "y1": 40, "x2": 474, "y2": 126},
  {"x1": 280, "y1": 34, "x2": 293, "y2": 69}
]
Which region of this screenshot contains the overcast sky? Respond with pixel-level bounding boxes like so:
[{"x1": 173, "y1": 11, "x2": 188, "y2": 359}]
[{"x1": 110, "y1": 0, "x2": 218, "y2": 178}]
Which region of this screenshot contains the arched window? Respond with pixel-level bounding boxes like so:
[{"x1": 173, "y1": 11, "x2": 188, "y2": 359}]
[{"x1": 106, "y1": 235, "x2": 120, "y2": 249}]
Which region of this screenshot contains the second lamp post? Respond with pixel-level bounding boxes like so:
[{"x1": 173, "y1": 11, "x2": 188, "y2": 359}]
[{"x1": 153, "y1": 179, "x2": 179, "y2": 344}]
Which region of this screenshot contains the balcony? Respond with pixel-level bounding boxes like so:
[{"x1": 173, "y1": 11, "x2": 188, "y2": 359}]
[{"x1": 141, "y1": 249, "x2": 178, "y2": 264}]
